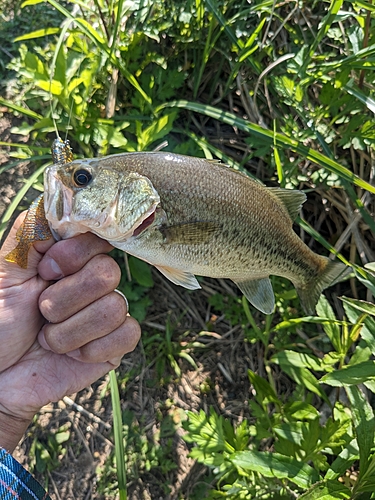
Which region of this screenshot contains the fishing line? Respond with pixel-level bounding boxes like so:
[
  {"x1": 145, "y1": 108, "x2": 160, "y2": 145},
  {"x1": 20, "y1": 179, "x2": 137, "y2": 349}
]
[
  {"x1": 49, "y1": 20, "x2": 73, "y2": 141},
  {"x1": 49, "y1": 15, "x2": 84, "y2": 145}
]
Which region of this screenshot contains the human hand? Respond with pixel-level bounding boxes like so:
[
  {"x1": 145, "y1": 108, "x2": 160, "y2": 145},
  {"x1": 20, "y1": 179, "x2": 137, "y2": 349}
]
[{"x1": 0, "y1": 212, "x2": 140, "y2": 451}]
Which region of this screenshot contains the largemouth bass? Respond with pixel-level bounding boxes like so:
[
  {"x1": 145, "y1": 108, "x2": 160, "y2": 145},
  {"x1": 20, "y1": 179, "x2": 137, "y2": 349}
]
[{"x1": 43, "y1": 152, "x2": 348, "y2": 315}]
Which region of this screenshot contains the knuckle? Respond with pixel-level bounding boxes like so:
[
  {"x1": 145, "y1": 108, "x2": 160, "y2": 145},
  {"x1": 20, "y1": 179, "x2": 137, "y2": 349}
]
[
  {"x1": 89, "y1": 255, "x2": 121, "y2": 291},
  {"x1": 43, "y1": 324, "x2": 67, "y2": 354},
  {"x1": 122, "y1": 317, "x2": 141, "y2": 351},
  {"x1": 47, "y1": 234, "x2": 112, "y2": 274},
  {"x1": 108, "y1": 292, "x2": 128, "y2": 323}
]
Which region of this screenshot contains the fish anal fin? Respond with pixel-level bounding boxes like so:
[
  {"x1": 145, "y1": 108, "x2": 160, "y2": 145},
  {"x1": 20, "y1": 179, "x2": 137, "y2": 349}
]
[
  {"x1": 234, "y1": 277, "x2": 275, "y2": 315},
  {"x1": 155, "y1": 264, "x2": 201, "y2": 290},
  {"x1": 268, "y1": 188, "x2": 306, "y2": 221},
  {"x1": 160, "y1": 221, "x2": 218, "y2": 245}
]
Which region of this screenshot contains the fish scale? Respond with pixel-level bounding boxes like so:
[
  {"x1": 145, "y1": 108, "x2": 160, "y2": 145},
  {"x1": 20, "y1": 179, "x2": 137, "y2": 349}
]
[{"x1": 44, "y1": 151, "x2": 349, "y2": 315}]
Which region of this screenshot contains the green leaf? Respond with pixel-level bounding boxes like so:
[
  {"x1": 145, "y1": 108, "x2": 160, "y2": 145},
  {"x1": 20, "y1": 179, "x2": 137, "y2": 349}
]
[
  {"x1": 231, "y1": 450, "x2": 320, "y2": 489},
  {"x1": 356, "y1": 454, "x2": 375, "y2": 494},
  {"x1": 284, "y1": 401, "x2": 320, "y2": 421},
  {"x1": 128, "y1": 257, "x2": 154, "y2": 288},
  {"x1": 138, "y1": 113, "x2": 176, "y2": 150},
  {"x1": 271, "y1": 350, "x2": 323, "y2": 372},
  {"x1": 21, "y1": 0, "x2": 44, "y2": 5},
  {"x1": 344, "y1": 302, "x2": 375, "y2": 355},
  {"x1": 345, "y1": 385, "x2": 375, "y2": 477},
  {"x1": 248, "y1": 370, "x2": 280, "y2": 405},
  {"x1": 274, "y1": 316, "x2": 347, "y2": 331},
  {"x1": 276, "y1": 363, "x2": 330, "y2": 403},
  {"x1": 273, "y1": 422, "x2": 306, "y2": 447},
  {"x1": 354, "y1": 264, "x2": 375, "y2": 296},
  {"x1": 298, "y1": 479, "x2": 351, "y2": 499},
  {"x1": 55, "y1": 430, "x2": 70, "y2": 444},
  {"x1": 321, "y1": 361, "x2": 375, "y2": 386},
  {"x1": 183, "y1": 409, "x2": 235, "y2": 454},
  {"x1": 36, "y1": 79, "x2": 64, "y2": 95},
  {"x1": 14, "y1": 28, "x2": 60, "y2": 41},
  {"x1": 316, "y1": 295, "x2": 341, "y2": 352},
  {"x1": 341, "y1": 297, "x2": 375, "y2": 317},
  {"x1": 326, "y1": 439, "x2": 359, "y2": 480}
]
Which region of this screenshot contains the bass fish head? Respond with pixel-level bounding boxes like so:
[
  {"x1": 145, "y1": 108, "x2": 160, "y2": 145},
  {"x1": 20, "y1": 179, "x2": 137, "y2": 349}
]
[{"x1": 44, "y1": 158, "x2": 161, "y2": 242}]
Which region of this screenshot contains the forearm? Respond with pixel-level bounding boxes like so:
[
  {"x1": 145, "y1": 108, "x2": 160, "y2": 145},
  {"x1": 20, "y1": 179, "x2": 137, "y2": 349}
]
[{"x1": 0, "y1": 410, "x2": 32, "y2": 453}]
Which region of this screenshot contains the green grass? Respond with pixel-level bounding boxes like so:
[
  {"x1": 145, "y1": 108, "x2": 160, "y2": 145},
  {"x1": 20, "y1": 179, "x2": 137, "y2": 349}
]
[{"x1": 1, "y1": 0, "x2": 375, "y2": 498}]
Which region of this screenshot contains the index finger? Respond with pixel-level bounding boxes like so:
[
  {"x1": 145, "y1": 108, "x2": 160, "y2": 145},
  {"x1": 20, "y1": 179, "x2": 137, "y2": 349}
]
[{"x1": 37, "y1": 233, "x2": 113, "y2": 280}]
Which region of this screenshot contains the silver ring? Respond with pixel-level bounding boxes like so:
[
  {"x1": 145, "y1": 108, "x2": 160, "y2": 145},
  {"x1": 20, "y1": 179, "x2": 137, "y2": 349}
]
[{"x1": 114, "y1": 288, "x2": 129, "y2": 311}]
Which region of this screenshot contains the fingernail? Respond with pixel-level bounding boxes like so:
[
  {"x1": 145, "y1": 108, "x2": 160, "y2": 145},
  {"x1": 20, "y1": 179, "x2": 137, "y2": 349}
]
[
  {"x1": 108, "y1": 357, "x2": 122, "y2": 367},
  {"x1": 66, "y1": 349, "x2": 81, "y2": 360},
  {"x1": 38, "y1": 328, "x2": 52, "y2": 351},
  {"x1": 41, "y1": 256, "x2": 63, "y2": 280}
]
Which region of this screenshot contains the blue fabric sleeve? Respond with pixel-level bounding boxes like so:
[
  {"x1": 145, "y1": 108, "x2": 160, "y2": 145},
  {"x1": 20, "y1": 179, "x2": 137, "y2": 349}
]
[{"x1": 0, "y1": 448, "x2": 51, "y2": 499}]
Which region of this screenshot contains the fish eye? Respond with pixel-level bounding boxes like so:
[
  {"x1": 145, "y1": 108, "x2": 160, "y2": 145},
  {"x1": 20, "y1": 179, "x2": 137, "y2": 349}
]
[{"x1": 73, "y1": 169, "x2": 92, "y2": 187}]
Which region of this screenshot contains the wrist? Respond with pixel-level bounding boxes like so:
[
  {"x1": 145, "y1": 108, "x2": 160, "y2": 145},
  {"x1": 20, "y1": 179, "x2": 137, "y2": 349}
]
[{"x1": 0, "y1": 409, "x2": 32, "y2": 453}]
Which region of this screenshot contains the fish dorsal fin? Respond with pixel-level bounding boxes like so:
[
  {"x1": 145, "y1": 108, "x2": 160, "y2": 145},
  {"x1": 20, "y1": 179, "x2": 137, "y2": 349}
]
[
  {"x1": 155, "y1": 264, "x2": 201, "y2": 290},
  {"x1": 268, "y1": 188, "x2": 306, "y2": 221},
  {"x1": 160, "y1": 221, "x2": 219, "y2": 245},
  {"x1": 234, "y1": 277, "x2": 275, "y2": 315}
]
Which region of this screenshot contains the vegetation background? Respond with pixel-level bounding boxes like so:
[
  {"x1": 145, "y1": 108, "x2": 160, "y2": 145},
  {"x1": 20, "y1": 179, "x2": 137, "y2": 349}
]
[{"x1": 1, "y1": 0, "x2": 375, "y2": 498}]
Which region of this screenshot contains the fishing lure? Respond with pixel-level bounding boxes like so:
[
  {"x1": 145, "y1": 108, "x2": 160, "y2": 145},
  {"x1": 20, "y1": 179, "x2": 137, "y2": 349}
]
[{"x1": 4, "y1": 138, "x2": 73, "y2": 268}]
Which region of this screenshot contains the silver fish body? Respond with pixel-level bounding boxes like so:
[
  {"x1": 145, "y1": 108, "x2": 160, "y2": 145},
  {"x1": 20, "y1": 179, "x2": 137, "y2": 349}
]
[{"x1": 44, "y1": 152, "x2": 348, "y2": 314}]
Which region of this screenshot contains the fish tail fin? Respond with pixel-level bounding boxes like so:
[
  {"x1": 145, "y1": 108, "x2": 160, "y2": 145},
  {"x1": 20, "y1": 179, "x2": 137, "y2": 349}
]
[{"x1": 296, "y1": 259, "x2": 350, "y2": 315}]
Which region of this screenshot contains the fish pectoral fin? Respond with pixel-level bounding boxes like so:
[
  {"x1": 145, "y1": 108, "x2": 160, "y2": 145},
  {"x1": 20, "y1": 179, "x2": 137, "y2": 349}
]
[
  {"x1": 234, "y1": 278, "x2": 275, "y2": 315},
  {"x1": 155, "y1": 264, "x2": 201, "y2": 290},
  {"x1": 268, "y1": 188, "x2": 306, "y2": 221},
  {"x1": 160, "y1": 221, "x2": 219, "y2": 245}
]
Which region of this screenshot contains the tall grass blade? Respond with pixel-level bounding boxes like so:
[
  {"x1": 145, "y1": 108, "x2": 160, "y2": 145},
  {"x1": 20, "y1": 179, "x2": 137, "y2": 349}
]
[
  {"x1": 0, "y1": 163, "x2": 48, "y2": 240},
  {"x1": 156, "y1": 100, "x2": 375, "y2": 195},
  {"x1": 301, "y1": 0, "x2": 343, "y2": 72},
  {"x1": 109, "y1": 0, "x2": 124, "y2": 59},
  {"x1": 344, "y1": 81, "x2": 375, "y2": 114},
  {"x1": 0, "y1": 97, "x2": 42, "y2": 120},
  {"x1": 45, "y1": 0, "x2": 151, "y2": 104},
  {"x1": 0, "y1": 155, "x2": 51, "y2": 175},
  {"x1": 14, "y1": 27, "x2": 60, "y2": 41},
  {"x1": 205, "y1": 0, "x2": 242, "y2": 50},
  {"x1": 296, "y1": 217, "x2": 349, "y2": 265},
  {"x1": 109, "y1": 370, "x2": 127, "y2": 500}
]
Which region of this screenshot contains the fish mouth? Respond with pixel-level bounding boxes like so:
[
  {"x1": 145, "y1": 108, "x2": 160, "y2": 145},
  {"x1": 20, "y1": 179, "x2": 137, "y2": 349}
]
[
  {"x1": 44, "y1": 166, "x2": 87, "y2": 239},
  {"x1": 45, "y1": 169, "x2": 72, "y2": 219},
  {"x1": 132, "y1": 210, "x2": 156, "y2": 237}
]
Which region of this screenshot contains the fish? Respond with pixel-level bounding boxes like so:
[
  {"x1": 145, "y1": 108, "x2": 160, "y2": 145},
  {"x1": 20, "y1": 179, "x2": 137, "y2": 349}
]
[
  {"x1": 4, "y1": 138, "x2": 73, "y2": 268},
  {"x1": 43, "y1": 151, "x2": 348, "y2": 315}
]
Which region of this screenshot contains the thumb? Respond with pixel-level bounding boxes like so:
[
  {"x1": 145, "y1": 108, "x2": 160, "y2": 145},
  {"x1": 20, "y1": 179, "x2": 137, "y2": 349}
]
[{"x1": 0, "y1": 211, "x2": 55, "y2": 285}]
